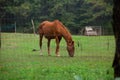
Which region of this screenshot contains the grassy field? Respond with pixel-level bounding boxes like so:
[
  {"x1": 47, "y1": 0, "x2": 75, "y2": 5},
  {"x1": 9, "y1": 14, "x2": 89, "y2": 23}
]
[{"x1": 0, "y1": 33, "x2": 115, "y2": 80}]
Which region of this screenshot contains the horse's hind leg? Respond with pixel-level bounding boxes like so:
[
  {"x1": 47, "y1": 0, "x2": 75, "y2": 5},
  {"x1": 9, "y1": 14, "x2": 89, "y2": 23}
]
[
  {"x1": 39, "y1": 34, "x2": 43, "y2": 55},
  {"x1": 55, "y1": 36, "x2": 62, "y2": 57}
]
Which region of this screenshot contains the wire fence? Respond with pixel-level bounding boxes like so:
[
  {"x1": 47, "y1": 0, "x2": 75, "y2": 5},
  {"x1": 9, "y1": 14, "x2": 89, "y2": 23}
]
[
  {"x1": 1, "y1": 32, "x2": 115, "y2": 56},
  {"x1": 0, "y1": 1, "x2": 115, "y2": 79}
]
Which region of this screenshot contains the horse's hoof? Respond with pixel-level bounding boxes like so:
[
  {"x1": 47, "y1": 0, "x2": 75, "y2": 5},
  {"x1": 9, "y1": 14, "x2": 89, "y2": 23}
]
[
  {"x1": 39, "y1": 54, "x2": 43, "y2": 56},
  {"x1": 56, "y1": 54, "x2": 60, "y2": 57}
]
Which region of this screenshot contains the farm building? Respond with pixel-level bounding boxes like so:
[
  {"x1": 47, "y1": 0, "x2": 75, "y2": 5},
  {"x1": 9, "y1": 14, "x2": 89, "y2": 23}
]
[{"x1": 81, "y1": 26, "x2": 102, "y2": 36}]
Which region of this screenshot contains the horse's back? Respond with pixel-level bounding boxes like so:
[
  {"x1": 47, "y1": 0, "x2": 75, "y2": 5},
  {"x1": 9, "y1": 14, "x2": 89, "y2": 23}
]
[{"x1": 39, "y1": 20, "x2": 61, "y2": 39}]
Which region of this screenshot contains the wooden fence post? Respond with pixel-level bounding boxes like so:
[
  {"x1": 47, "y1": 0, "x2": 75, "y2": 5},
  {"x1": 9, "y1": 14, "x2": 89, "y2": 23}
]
[
  {"x1": 31, "y1": 19, "x2": 36, "y2": 36},
  {"x1": 0, "y1": 24, "x2": 1, "y2": 48},
  {"x1": 15, "y1": 22, "x2": 16, "y2": 33}
]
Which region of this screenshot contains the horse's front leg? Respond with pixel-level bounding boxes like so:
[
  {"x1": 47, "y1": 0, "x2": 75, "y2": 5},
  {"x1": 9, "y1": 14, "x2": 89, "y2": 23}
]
[
  {"x1": 55, "y1": 37, "x2": 61, "y2": 57},
  {"x1": 47, "y1": 39, "x2": 51, "y2": 56}
]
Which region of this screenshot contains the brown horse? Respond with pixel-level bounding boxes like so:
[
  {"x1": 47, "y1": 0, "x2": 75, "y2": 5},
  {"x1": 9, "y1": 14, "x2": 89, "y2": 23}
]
[{"x1": 38, "y1": 20, "x2": 75, "y2": 57}]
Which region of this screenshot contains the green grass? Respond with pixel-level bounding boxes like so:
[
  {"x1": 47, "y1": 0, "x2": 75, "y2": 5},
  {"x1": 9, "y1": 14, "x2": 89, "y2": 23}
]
[{"x1": 0, "y1": 33, "x2": 115, "y2": 80}]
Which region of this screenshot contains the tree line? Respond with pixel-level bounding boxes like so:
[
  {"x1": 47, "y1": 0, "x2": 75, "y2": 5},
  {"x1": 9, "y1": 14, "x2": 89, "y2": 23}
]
[{"x1": 0, "y1": 0, "x2": 113, "y2": 34}]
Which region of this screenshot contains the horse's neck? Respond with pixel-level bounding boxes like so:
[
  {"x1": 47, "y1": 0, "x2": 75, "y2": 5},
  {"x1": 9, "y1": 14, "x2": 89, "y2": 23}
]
[
  {"x1": 61, "y1": 28, "x2": 73, "y2": 43},
  {"x1": 55, "y1": 20, "x2": 73, "y2": 43}
]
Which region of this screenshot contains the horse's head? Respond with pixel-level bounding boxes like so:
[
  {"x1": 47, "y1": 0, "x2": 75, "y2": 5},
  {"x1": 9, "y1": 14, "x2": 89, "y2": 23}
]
[{"x1": 67, "y1": 41, "x2": 75, "y2": 57}]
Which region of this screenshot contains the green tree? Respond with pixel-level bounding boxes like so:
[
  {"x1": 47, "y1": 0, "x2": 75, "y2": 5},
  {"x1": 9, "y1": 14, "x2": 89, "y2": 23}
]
[
  {"x1": 112, "y1": 0, "x2": 120, "y2": 78},
  {"x1": 0, "y1": 0, "x2": 113, "y2": 34}
]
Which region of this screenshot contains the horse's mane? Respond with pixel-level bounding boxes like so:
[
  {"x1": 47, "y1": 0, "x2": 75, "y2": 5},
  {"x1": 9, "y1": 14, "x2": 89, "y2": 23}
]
[{"x1": 55, "y1": 20, "x2": 71, "y2": 36}]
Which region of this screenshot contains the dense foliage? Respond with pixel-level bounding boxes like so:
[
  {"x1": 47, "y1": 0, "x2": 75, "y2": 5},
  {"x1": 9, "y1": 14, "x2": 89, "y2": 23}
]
[{"x1": 0, "y1": 0, "x2": 113, "y2": 34}]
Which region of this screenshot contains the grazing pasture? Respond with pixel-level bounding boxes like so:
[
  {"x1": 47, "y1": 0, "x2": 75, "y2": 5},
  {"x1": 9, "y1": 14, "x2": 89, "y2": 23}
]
[{"x1": 0, "y1": 33, "x2": 115, "y2": 80}]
